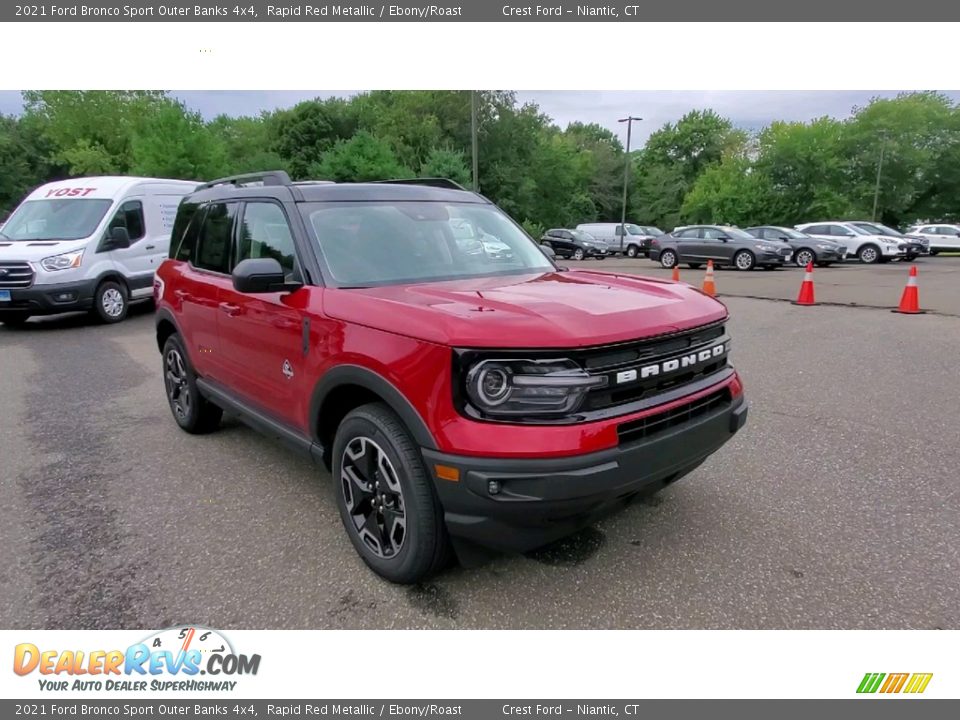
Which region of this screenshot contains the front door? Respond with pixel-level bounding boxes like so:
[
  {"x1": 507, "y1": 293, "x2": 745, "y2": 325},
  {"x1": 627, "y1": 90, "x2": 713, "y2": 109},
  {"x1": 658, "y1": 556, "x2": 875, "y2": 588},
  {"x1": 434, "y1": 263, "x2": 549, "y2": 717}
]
[
  {"x1": 216, "y1": 200, "x2": 311, "y2": 426},
  {"x1": 102, "y1": 198, "x2": 155, "y2": 299}
]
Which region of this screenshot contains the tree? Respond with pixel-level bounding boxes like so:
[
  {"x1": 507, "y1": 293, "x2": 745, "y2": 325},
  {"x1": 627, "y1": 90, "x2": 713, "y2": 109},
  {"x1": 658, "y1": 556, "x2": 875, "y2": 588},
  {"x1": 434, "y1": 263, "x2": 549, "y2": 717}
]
[
  {"x1": 681, "y1": 154, "x2": 778, "y2": 226},
  {"x1": 272, "y1": 97, "x2": 358, "y2": 178},
  {"x1": 312, "y1": 131, "x2": 409, "y2": 182},
  {"x1": 0, "y1": 114, "x2": 63, "y2": 215},
  {"x1": 419, "y1": 147, "x2": 471, "y2": 187},
  {"x1": 208, "y1": 113, "x2": 289, "y2": 175},
  {"x1": 129, "y1": 100, "x2": 227, "y2": 180},
  {"x1": 643, "y1": 110, "x2": 746, "y2": 184}
]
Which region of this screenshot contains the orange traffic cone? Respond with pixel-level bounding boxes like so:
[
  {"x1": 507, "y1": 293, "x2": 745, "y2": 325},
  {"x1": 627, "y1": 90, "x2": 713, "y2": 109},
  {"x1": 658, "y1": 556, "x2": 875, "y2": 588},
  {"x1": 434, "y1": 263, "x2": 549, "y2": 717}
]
[
  {"x1": 793, "y1": 262, "x2": 816, "y2": 305},
  {"x1": 893, "y1": 266, "x2": 924, "y2": 314},
  {"x1": 671, "y1": 266, "x2": 680, "y2": 282},
  {"x1": 702, "y1": 260, "x2": 716, "y2": 297}
]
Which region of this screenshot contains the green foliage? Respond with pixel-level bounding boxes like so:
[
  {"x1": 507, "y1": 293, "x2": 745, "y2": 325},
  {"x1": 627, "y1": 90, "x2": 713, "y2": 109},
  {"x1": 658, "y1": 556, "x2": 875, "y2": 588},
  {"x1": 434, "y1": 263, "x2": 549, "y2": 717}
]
[
  {"x1": 6, "y1": 90, "x2": 960, "y2": 233},
  {"x1": 312, "y1": 131, "x2": 409, "y2": 182}
]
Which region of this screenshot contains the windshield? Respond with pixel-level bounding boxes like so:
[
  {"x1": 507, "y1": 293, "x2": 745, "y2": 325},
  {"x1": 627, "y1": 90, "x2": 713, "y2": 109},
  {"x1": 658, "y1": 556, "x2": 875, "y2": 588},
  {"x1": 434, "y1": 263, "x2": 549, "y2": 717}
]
[
  {"x1": 0, "y1": 199, "x2": 112, "y2": 241},
  {"x1": 625, "y1": 224, "x2": 646, "y2": 235},
  {"x1": 723, "y1": 227, "x2": 756, "y2": 240},
  {"x1": 854, "y1": 222, "x2": 901, "y2": 238},
  {"x1": 571, "y1": 231, "x2": 597, "y2": 242},
  {"x1": 302, "y1": 201, "x2": 554, "y2": 287},
  {"x1": 642, "y1": 226, "x2": 664, "y2": 236}
]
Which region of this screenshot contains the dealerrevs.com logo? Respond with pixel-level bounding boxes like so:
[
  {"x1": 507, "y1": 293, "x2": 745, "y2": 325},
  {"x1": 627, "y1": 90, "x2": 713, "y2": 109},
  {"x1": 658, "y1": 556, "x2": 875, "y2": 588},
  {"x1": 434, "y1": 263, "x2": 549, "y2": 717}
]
[{"x1": 13, "y1": 626, "x2": 261, "y2": 692}]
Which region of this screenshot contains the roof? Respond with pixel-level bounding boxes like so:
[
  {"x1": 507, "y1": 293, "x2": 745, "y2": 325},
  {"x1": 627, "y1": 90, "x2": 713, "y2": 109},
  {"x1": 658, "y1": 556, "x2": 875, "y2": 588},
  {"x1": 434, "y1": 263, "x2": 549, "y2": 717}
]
[{"x1": 27, "y1": 176, "x2": 198, "y2": 202}]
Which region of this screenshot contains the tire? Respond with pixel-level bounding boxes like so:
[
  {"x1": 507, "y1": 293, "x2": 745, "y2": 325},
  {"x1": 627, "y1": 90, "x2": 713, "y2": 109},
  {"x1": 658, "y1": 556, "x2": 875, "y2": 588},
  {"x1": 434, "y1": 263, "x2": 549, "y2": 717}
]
[
  {"x1": 929, "y1": 250, "x2": 939, "y2": 256},
  {"x1": 733, "y1": 250, "x2": 756, "y2": 271},
  {"x1": 687, "y1": 263, "x2": 702, "y2": 270},
  {"x1": 162, "y1": 334, "x2": 222, "y2": 434},
  {"x1": 625, "y1": 245, "x2": 639, "y2": 258},
  {"x1": 816, "y1": 262, "x2": 832, "y2": 268},
  {"x1": 92, "y1": 280, "x2": 128, "y2": 323},
  {"x1": 659, "y1": 249, "x2": 678, "y2": 269},
  {"x1": 572, "y1": 248, "x2": 585, "y2": 261},
  {"x1": 333, "y1": 403, "x2": 451, "y2": 584},
  {"x1": 596, "y1": 255, "x2": 606, "y2": 260},
  {"x1": 904, "y1": 255, "x2": 917, "y2": 262},
  {"x1": 795, "y1": 248, "x2": 816, "y2": 268},
  {"x1": 857, "y1": 244, "x2": 880, "y2": 264},
  {"x1": 1, "y1": 313, "x2": 31, "y2": 327}
]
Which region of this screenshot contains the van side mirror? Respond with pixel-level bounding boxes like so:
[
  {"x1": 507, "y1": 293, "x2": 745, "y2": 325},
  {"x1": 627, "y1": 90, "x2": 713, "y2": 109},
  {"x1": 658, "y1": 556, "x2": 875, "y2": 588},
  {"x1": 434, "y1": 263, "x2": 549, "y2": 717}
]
[
  {"x1": 104, "y1": 226, "x2": 130, "y2": 249},
  {"x1": 232, "y1": 258, "x2": 301, "y2": 294}
]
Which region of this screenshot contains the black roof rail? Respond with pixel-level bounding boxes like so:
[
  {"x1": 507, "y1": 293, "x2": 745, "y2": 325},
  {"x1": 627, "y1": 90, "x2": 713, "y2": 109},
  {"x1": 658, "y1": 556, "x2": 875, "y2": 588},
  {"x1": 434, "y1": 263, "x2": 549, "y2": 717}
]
[
  {"x1": 373, "y1": 177, "x2": 469, "y2": 191},
  {"x1": 195, "y1": 171, "x2": 292, "y2": 191}
]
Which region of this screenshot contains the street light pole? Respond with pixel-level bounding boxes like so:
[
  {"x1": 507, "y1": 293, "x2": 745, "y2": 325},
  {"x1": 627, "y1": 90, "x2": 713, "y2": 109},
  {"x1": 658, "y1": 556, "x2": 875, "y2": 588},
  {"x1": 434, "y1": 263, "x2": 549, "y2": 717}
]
[
  {"x1": 618, "y1": 116, "x2": 642, "y2": 253},
  {"x1": 470, "y1": 90, "x2": 479, "y2": 192},
  {"x1": 872, "y1": 137, "x2": 886, "y2": 222}
]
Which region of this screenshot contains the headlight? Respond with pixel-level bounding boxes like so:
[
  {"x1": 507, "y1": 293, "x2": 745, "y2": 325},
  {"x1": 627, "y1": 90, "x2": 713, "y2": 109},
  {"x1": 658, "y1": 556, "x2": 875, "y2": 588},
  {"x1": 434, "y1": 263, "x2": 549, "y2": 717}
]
[
  {"x1": 40, "y1": 249, "x2": 84, "y2": 272},
  {"x1": 816, "y1": 243, "x2": 834, "y2": 250},
  {"x1": 465, "y1": 358, "x2": 607, "y2": 417}
]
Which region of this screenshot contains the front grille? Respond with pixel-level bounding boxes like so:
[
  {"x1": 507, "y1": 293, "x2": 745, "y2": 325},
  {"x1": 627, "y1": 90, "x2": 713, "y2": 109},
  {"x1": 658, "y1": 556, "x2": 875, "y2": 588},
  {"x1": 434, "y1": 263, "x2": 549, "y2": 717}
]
[
  {"x1": 580, "y1": 322, "x2": 729, "y2": 412},
  {"x1": 617, "y1": 388, "x2": 730, "y2": 446},
  {"x1": 0, "y1": 262, "x2": 34, "y2": 288}
]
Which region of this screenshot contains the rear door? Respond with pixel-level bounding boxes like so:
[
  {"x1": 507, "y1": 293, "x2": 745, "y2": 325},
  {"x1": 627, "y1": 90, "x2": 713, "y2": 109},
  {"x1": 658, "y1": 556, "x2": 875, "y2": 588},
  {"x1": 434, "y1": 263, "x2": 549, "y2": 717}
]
[
  {"x1": 216, "y1": 199, "x2": 312, "y2": 425},
  {"x1": 673, "y1": 228, "x2": 703, "y2": 261}
]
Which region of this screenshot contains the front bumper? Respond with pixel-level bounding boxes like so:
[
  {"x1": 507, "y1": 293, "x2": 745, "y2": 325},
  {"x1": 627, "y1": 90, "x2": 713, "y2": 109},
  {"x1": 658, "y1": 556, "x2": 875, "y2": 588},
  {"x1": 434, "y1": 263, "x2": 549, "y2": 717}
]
[
  {"x1": 758, "y1": 251, "x2": 787, "y2": 266},
  {"x1": 0, "y1": 278, "x2": 98, "y2": 316},
  {"x1": 423, "y1": 391, "x2": 747, "y2": 553}
]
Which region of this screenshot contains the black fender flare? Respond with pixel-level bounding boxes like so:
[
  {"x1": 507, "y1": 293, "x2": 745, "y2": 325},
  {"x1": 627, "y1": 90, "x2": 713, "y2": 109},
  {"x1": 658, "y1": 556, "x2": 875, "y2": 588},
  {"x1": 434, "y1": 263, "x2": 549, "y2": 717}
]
[
  {"x1": 154, "y1": 307, "x2": 186, "y2": 354},
  {"x1": 309, "y1": 364, "x2": 438, "y2": 450}
]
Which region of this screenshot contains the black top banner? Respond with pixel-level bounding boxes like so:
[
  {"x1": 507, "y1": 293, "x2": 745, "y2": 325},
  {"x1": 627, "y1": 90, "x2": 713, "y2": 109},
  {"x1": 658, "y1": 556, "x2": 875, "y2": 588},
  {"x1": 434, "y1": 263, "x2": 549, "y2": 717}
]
[{"x1": 5, "y1": 0, "x2": 959, "y2": 21}]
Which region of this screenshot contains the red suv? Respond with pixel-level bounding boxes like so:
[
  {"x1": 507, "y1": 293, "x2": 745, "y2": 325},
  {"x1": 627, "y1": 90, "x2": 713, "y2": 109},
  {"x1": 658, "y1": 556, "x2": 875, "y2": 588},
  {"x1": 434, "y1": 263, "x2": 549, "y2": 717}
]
[{"x1": 155, "y1": 172, "x2": 748, "y2": 583}]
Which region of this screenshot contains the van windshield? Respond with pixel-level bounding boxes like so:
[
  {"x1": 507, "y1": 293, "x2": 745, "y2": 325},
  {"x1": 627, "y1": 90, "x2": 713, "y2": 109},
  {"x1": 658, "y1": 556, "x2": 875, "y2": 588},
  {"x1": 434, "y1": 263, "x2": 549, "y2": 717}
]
[
  {"x1": 0, "y1": 199, "x2": 112, "y2": 241},
  {"x1": 302, "y1": 201, "x2": 554, "y2": 287}
]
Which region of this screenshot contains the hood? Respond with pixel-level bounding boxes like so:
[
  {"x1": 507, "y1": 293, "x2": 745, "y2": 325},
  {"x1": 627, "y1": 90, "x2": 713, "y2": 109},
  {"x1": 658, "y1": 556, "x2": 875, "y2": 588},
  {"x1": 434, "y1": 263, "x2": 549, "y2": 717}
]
[
  {"x1": 323, "y1": 270, "x2": 728, "y2": 348},
  {"x1": 0, "y1": 238, "x2": 90, "y2": 262}
]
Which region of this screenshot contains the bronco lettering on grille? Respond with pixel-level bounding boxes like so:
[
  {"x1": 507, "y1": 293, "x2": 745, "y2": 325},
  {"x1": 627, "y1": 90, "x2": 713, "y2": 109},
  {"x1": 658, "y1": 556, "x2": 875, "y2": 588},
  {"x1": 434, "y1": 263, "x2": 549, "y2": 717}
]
[{"x1": 615, "y1": 343, "x2": 726, "y2": 385}]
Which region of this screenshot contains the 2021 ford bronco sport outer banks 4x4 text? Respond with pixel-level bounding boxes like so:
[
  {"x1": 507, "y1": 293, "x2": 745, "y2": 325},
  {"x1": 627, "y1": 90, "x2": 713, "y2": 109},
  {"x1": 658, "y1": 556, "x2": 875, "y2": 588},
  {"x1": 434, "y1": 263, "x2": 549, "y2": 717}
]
[{"x1": 155, "y1": 172, "x2": 748, "y2": 583}]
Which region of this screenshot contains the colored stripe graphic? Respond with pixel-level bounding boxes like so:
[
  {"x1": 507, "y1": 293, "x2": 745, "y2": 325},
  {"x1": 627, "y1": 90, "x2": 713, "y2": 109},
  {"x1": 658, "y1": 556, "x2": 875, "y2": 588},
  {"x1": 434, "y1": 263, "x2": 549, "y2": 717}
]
[
  {"x1": 857, "y1": 673, "x2": 885, "y2": 693},
  {"x1": 880, "y1": 673, "x2": 909, "y2": 693},
  {"x1": 903, "y1": 674, "x2": 933, "y2": 694}
]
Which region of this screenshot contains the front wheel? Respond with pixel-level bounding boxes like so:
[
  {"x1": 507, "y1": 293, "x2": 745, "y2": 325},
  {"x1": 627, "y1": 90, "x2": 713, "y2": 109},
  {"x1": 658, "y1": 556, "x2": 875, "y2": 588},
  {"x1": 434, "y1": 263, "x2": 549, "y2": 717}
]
[
  {"x1": 625, "y1": 245, "x2": 639, "y2": 258},
  {"x1": 572, "y1": 248, "x2": 585, "y2": 261},
  {"x1": 733, "y1": 250, "x2": 756, "y2": 271},
  {"x1": 333, "y1": 403, "x2": 451, "y2": 584},
  {"x1": 162, "y1": 334, "x2": 222, "y2": 434},
  {"x1": 92, "y1": 280, "x2": 128, "y2": 323},
  {"x1": 858, "y1": 244, "x2": 880, "y2": 264},
  {"x1": 659, "y1": 249, "x2": 678, "y2": 269},
  {"x1": 929, "y1": 250, "x2": 939, "y2": 256},
  {"x1": 795, "y1": 248, "x2": 816, "y2": 268}
]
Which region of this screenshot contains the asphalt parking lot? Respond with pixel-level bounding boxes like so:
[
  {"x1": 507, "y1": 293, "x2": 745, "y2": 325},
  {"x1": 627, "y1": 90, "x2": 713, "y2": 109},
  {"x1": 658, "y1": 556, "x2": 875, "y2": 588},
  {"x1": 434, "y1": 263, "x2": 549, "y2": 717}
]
[{"x1": 1, "y1": 257, "x2": 958, "y2": 630}]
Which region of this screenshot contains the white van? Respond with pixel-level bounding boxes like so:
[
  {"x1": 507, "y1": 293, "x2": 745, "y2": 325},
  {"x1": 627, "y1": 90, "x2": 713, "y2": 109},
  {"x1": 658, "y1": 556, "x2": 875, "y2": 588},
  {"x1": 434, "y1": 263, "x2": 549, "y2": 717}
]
[
  {"x1": 0, "y1": 176, "x2": 197, "y2": 325},
  {"x1": 575, "y1": 222, "x2": 665, "y2": 258}
]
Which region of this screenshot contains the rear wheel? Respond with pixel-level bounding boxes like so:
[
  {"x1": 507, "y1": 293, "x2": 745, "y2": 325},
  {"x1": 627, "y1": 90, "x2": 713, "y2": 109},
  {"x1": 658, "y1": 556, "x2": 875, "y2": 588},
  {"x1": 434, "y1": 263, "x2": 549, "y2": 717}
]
[
  {"x1": 795, "y1": 248, "x2": 816, "y2": 268},
  {"x1": 162, "y1": 334, "x2": 222, "y2": 434},
  {"x1": 659, "y1": 249, "x2": 678, "y2": 269},
  {"x1": 92, "y1": 280, "x2": 128, "y2": 323},
  {"x1": 687, "y1": 263, "x2": 702, "y2": 270},
  {"x1": 733, "y1": 250, "x2": 756, "y2": 271},
  {"x1": 333, "y1": 403, "x2": 451, "y2": 584},
  {"x1": 1, "y1": 313, "x2": 31, "y2": 327}
]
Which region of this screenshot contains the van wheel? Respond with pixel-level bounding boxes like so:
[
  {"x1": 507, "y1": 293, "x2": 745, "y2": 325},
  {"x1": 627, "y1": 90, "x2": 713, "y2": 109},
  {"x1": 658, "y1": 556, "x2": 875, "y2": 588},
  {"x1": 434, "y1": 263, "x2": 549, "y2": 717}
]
[
  {"x1": 333, "y1": 403, "x2": 451, "y2": 584},
  {"x1": 92, "y1": 280, "x2": 128, "y2": 323},
  {"x1": 162, "y1": 334, "x2": 222, "y2": 434},
  {"x1": 626, "y1": 245, "x2": 639, "y2": 258}
]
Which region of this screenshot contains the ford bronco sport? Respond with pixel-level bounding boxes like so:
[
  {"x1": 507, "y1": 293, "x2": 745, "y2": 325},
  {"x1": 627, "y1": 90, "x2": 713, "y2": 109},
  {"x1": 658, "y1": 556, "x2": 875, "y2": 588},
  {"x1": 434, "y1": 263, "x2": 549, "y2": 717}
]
[{"x1": 155, "y1": 172, "x2": 748, "y2": 583}]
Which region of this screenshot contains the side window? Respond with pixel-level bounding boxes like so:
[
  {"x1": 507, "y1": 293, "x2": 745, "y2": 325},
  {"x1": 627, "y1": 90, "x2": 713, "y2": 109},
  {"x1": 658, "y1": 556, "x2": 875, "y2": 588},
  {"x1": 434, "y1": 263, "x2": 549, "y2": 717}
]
[
  {"x1": 171, "y1": 202, "x2": 201, "y2": 261},
  {"x1": 615, "y1": 226, "x2": 624, "y2": 236},
  {"x1": 804, "y1": 225, "x2": 824, "y2": 235},
  {"x1": 237, "y1": 202, "x2": 297, "y2": 275},
  {"x1": 703, "y1": 228, "x2": 722, "y2": 240},
  {"x1": 194, "y1": 202, "x2": 238, "y2": 273},
  {"x1": 108, "y1": 200, "x2": 146, "y2": 242},
  {"x1": 678, "y1": 229, "x2": 698, "y2": 239}
]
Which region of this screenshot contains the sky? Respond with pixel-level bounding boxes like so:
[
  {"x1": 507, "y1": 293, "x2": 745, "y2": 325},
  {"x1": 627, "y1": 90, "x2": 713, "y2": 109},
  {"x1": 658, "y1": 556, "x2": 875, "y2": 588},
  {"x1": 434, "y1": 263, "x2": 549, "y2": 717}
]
[{"x1": 2, "y1": 90, "x2": 958, "y2": 146}]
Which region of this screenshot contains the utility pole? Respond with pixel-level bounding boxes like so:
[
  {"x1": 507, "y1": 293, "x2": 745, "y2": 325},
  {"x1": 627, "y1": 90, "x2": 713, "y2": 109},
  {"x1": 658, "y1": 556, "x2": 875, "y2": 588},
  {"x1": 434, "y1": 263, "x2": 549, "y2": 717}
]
[
  {"x1": 618, "y1": 116, "x2": 642, "y2": 253},
  {"x1": 872, "y1": 135, "x2": 887, "y2": 222},
  {"x1": 471, "y1": 90, "x2": 479, "y2": 192}
]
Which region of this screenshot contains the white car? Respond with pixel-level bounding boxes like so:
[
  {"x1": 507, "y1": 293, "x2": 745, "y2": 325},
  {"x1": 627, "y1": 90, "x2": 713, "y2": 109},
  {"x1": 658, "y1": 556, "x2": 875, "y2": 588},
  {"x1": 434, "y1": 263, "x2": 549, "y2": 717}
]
[
  {"x1": 795, "y1": 221, "x2": 906, "y2": 264},
  {"x1": 906, "y1": 223, "x2": 960, "y2": 255},
  {"x1": 0, "y1": 176, "x2": 197, "y2": 326}
]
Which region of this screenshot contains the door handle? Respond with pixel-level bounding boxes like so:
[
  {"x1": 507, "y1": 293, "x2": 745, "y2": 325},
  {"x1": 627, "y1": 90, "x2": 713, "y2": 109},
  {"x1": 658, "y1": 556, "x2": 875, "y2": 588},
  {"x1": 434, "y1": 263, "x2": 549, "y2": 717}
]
[
  {"x1": 145, "y1": 245, "x2": 155, "y2": 250},
  {"x1": 174, "y1": 289, "x2": 190, "y2": 299},
  {"x1": 219, "y1": 302, "x2": 241, "y2": 317}
]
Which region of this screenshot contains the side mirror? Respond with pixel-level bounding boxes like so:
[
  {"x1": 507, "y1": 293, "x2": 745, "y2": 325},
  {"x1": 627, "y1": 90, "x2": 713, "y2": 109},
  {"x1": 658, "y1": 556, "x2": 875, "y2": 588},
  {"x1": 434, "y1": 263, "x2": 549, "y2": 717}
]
[
  {"x1": 105, "y1": 226, "x2": 130, "y2": 249},
  {"x1": 232, "y1": 258, "x2": 300, "y2": 294},
  {"x1": 718, "y1": 236, "x2": 730, "y2": 242},
  {"x1": 541, "y1": 245, "x2": 556, "y2": 259}
]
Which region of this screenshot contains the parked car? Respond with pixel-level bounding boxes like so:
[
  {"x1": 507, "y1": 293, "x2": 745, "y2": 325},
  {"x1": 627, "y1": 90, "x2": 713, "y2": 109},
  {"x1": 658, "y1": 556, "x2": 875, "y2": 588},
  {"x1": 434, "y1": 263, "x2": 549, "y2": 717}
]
[
  {"x1": 745, "y1": 226, "x2": 846, "y2": 267},
  {"x1": 540, "y1": 228, "x2": 607, "y2": 260},
  {"x1": 905, "y1": 223, "x2": 960, "y2": 255},
  {"x1": 0, "y1": 175, "x2": 197, "y2": 327},
  {"x1": 847, "y1": 221, "x2": 926, "y2": 261},
  {"x1": 795, "y1": 221, "x2": 906, "y2": 264},
  {"x1": 575, "y1": 222, "x2": 662, "y2": 257},
  {"x1": 450, "y1": 218, "x2": 514, "y2": 261},
  {"x1": 155, "y1": 172, "x2": 747, "y2": 583},
  {"x1": 650, "y1": 225, "x2": 792, "y2": 271}
]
